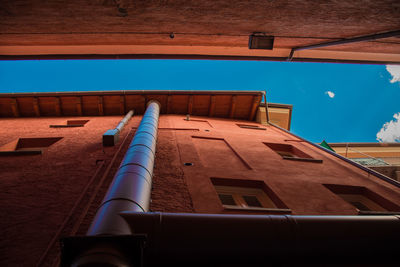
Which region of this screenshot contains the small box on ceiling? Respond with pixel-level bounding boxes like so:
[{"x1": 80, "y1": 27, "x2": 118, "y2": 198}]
[{"x1": 248, "y1": 34, "x2": 274, "y2": 50}]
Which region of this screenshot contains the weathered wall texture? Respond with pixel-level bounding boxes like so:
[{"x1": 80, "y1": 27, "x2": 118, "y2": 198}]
[
  {"x1": 150, "y1": 119, "x2": 195, "y2": 213},
  {"x1": 370, "y1": 166, "x2": 400, "y2": 181},
  {"x1": 0, "y1": 115, "x2": 195, "y2": 266},
  {"x1": 1, "y1": 114, "x2": 400, "y2": 266},
  {"x1": 0, "y1": 116, "x2": 132, "y2": 266},
  {"x1": 154, "y1": 115, "x2": 400, "y2": 216}
]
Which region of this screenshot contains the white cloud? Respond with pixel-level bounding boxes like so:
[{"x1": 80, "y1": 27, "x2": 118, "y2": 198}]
[
  {"x1": 376, "y1": 112, "x2": 400, "y2": 143},
  {"x1": 386, "y1": 65, "x2": 400, "y2": 83},
  {"x1": 325, "y1": 91, "x2": 335, "y2": 98}
]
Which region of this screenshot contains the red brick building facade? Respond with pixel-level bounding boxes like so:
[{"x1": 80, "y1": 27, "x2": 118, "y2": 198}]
[{"x1": 1, "y1": 91, "x2": 399, "y2": 266}]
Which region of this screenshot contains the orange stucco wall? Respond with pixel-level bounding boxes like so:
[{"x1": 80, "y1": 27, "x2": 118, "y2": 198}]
[
  {"x1": 0, "y1": 116, "x2": 136, "y2": 266},
  {"x1": 154, "y1": 115, "x2": 400, "y2": 216},
  {"x1": 1, "y1": 114, "x2": 400, "y2": 266}
]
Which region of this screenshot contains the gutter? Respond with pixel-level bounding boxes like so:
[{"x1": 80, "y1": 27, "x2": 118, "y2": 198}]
[
  {"x1": 287, "y1": 29, "x2": 400, "y2": 61},
  {"x1": 120, "y1": 212, "x2": 400, "y2": 265},
  {"x1": 62, "y1": 211, "x2": 400, "y2": 266}
]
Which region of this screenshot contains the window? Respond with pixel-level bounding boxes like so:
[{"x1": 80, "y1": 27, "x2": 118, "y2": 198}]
[
  {"x1": 0, "y1": 137, "x2": 63, "y2": 155},
  {"x1": 236, "y1": 123, "x2": 266, "y2": 130},
  {"x1": 264, "y1": 142, "x2": 322, "y2": 163},
  {"x1": 66, "y1": 120, "x2": 89, "y2": 126},
  {"x1": 183, "y1": 118, "x2": 213, "y2": 128},
  {"x1": 50, "y1": 120, "x2": 89, "y2": 128},
  {"x1": 324, "y1": 184, "x2": 400, "y2": 214},
  {"x1": 337, "y1": 194, "x2": 386, "y2": 212},
  {"x1": 215, "y1": 185, "x2": 276, "y2": 209},
  {"x1": 211, "y1": 178, "x2": 290, "y2": 213}
]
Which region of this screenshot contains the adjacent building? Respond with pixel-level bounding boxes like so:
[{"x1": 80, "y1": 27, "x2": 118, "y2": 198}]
[{"x1": 329, "y1": 142, "x2": 400, "y2": 181}]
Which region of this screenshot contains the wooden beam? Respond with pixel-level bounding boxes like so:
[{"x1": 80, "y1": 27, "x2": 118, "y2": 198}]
[
  {"x1": 76, "y1": 96, "x2": 82, "y2": 116},
  {"x1": 229, "y1": 95, "x2": 237, "y2": 118},
  {"x1": 98, "y1": 96, "x2": 104, "y2": 116},
  {"x1": 143, "y1": 95, "x2": 147, "y2": 112},
  {"x1": 33, "y1": 97, "x2": 40, "y2": 117},
  {"x1": 120, "y1": 95, "x2": 125, "y2": 115},
  {"x1": 10, "y1": 98, "x2": 19, "y2": 117},
  {"x1": 55, "y1": 97, "x2": 62, "y2": 116},
  {"x1": 9, "y1": 98, "x2": 18, "y2": 117},
  {"x1": 166, "y1": 95, "x2": 172, "y2": 114},
  {"x1": 187, "y1": 95, "x2": 193, "y2": 115},
  {"x1": 248, "y1": 95, "x2": 261, "y2": 121},
  {"x1": 208, "y1": 95, "x2": 216, "y2": 117}
]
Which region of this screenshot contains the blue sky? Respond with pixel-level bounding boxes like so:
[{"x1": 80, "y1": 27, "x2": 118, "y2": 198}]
[{"x1": 0, "y1": 59, "x2": 399, "y2": 143}]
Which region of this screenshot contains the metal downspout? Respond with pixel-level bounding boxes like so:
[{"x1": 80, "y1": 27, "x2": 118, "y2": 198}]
[
  {"x1": 116, "y1": 110, "x2": 134, "y2": 132},
  {"x1": 103, "y1": 110, "x2": 135, "y2": 146},
  {"x1": 68, "y1": 101, "x2": 160, "y2": 267},
  {"x1": 89, "y1": 101, "x2": 160, "y2": 236},
  {"x1": 287, "y1": 29, "x2": 400, "y2": 61},
  {"x1": 263, "y1": 91, "x2": 270, "y2": 123}
]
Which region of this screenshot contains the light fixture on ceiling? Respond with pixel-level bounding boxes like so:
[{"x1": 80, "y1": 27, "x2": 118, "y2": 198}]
[{"x1": 248, "y1": 34, "x2": 274, "y2": 50}]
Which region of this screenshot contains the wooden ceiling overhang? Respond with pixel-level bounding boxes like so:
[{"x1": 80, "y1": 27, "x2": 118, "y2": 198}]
[
  {"x1": 0, "y1": 1, "x2": 399, "y2": 64},
  {"x1": 0, "y1": 90, "x2": 263, "y2": 121}
]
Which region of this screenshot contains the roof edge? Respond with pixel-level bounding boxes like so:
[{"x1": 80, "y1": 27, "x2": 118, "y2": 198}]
[
  {"x1": 1, "y1": 54, "x2": 400, "y2": 65},
  {"x1": 0, "y1": 90, "x2": 264, "y2": 98}
]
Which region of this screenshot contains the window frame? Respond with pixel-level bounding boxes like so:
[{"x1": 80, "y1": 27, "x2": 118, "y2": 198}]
[
  {"x1": 211, "y1": 178, "x2": 291, "y2": 214},
  {"x1": 215, "y1": 185, "x2": 277, "y2": 209},
  {"x1": 0, "y1": 137, "x2": 63, "y2": 156},
  {"x1": 336, "y1": 193, "x2": 387, "y2": 212},
  {"x1": 264, "y1": 142, "x2": 323, "y2": 163},
  {"x1": 236, "y1": 123, "x2": 267, "y2": 130},
  {"x1": 324, "y1": 184, "x2": 400, "y2": 215},
  {"x1": 50, "y1": 119, "x2": 89, "y2": 128}
]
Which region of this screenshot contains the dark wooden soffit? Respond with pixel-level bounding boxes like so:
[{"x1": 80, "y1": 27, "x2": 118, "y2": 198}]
[
  {"x1": 0, "y1": 90, "x2": 263, "y2": 121},
  {"x1": 0, "y1": 1, "x2": 399, "y2": 63},
  {"x1": 2, "y1": 54, "x2": 400, "y2": 65}
]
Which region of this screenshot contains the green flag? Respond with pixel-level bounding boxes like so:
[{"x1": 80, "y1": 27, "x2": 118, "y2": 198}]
[{"x1": 320, "y1": 140, "x2": 335, "y2": 152}]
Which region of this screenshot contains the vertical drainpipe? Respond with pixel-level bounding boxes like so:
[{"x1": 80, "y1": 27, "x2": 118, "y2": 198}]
[
  {"x1": 73, "y1": 101, "x2": 160, "y2": 266},
  {"x1": 89, "y1": 100, "x2": 160, "y2": 235},
  {"x1": 263, "y1": 91, "x2": 269, "y2": 123}
]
